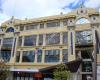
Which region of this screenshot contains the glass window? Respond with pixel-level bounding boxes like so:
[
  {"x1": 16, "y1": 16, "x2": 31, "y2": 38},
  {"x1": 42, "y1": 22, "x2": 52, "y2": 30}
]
[
  {"x1": 38, "y1": 34, "x2": 43, "y2": 45},
  {"x1": 45, "y1": 49, "x2": 60, "y2": 62},
  {"x1": 46, "y1": 33, "x2": 60, "y2": 45},
  {"x1": 40, "y1": 23, "x2": 44, "y2": 29},
  {"x1": 2, "y1": 38, "x2": 13, "y2": 49},
  {"x1": 46, "y1": 21, "x2": 60, "y2": 28},
  {"x1": 37, "y1": 48, "x2": 42, "y2": 62},
  {"x1": 18, "y1": 37, "x2": 22, "y2": 46},
  {"x1": 82, "y1": 61, "x2": 92, "y2": 72},
  {"x1": 62, "y1": 49, "x2": 68, "y2": 62},
  {"x1": 24, "y1": 35, "x2": 37, "y2": 46},
  {"x1": 63, "y1": 19, "x2": 67, "y2": 26},
  {"x1": 22, "y1": 51, "x2": 35, "y2": 62},
  {"x1": 76, "y1": 30, "x2": 93, "y2": 44},
  {"x1": 63, "y1": 32, "x2": 68, "y2": 44},
  {"x1": 26, "y1": 24, "x2": 37, "y2": 30},
  {"x1": 20, "y1": 25, "x2": 24, "y2": 31},
  {"x1": 16, "y1": 51, "x2": 20, "y2": 62},
  {"x1": 1, "y1": 50, "x2": 11, "y2": 62},
  {"x1": 6, "y1": 27, "x2": 14, "y2": 32},
  {"x1": 0, "y1": 39, "x2": 1, "y2": 45}
]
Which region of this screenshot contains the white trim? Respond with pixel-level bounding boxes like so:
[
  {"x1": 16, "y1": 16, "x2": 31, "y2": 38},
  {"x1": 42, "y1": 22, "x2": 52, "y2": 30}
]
[{"x1": 10, "y1": 68, "x2": 39, "y2": 72}]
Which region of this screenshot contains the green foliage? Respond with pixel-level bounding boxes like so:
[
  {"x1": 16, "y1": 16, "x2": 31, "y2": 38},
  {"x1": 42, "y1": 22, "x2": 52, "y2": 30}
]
[
  {"x1": 53, "y1": 63, "x2": 71, "y2": 80},
  {"x1": 0, "y1": 61, "x2": 10, "y2": 80}
]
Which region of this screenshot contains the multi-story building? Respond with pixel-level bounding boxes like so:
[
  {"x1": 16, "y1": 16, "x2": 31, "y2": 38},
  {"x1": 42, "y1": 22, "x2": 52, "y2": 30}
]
[{"x1": 0, "y1": 6, "x2": 100, "y2": 80}]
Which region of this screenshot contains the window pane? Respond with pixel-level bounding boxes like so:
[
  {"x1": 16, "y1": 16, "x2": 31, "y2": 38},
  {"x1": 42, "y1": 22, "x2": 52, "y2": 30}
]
[
  {"x1": 38, "y1": 34, "x2": 43, "y2": 45},
  {"x1": 62, "y1": 49, "x2": 68, "y2": 62},
  {"x1": 37, "y1": 48, "x2": 42, "y2": 62},
  {"x1": 1, "y1": 50, "x2": 11, "y2": 62},
  {"x1": 16, "y1": 51, "x2": 20, "y2": 62},
  {"x1": 26, "y1": 24, "x2": 37, "y2": 30},
  {"x1": 0, "y1": 39, "x2": 1, "y2": 45},
  {"x1": 63, "y1": 32, "x2": 68, "y2": 44},
  {"x1": 24, "y1": 35, "x2": 37, "y2": 46},
  {"x1": 40, "y1": 23, "x2": 44, "y2": 29},
  {"x1": 46, "y1": 33, "x2": 60, "y2": 45},
  {"x1": 46, "y1": 21, "x2": 60, "y2": 28},
  {"x1": 22, "y1": 51, "x2": 35, "y2": 62},
  {"x1": 63, "y1": 19, "x2": 67, "y2": 26},
  {"x1": 20, "y1": 25, "x2": 24, "y2": 31},
  {"x1": 2, "y1": 38, "x2": 13, "y2": 49},
  {"x1": 76, "y1": 30, "x2": 93, "y2": 44},
  {"x1": 45, "y1": 49, "x2": 60, "y2": 62}
]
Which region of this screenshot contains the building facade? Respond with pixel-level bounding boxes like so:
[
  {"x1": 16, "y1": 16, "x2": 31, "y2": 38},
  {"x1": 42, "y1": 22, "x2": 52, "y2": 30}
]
[{"x1": 0, "y1": 6, "x2": 100, "y2": 80}]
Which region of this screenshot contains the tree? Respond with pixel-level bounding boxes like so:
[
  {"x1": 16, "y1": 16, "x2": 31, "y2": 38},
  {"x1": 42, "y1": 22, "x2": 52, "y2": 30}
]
[
  {"x1": 0, "y1": 60, "x2": 10, "y2": 80},
  {"x1": 53, "y1": 63, "x2": 71, "y2": 80}
]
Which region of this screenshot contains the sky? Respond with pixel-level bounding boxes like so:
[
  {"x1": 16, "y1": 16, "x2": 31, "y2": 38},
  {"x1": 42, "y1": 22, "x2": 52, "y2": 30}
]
[{"x1": 0, "y1": 0, "x2": 100, "y2": 24}]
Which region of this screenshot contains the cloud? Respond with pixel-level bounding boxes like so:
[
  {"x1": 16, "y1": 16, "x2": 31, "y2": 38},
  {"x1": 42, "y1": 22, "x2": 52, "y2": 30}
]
[
  {"x1": 0, "y1": 13, "x2": 10, "y2": 25},
  {"x1": 0, "y1": 0, "x2": 100, "y2": 24},
  {"x1": 63, "y1": 0, "x2": 88, "y2": 9}
]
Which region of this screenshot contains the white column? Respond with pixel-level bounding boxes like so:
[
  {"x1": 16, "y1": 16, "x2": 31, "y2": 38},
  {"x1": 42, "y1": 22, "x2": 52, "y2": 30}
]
[
  {"x1": 22, "y1": 36, "x2": 24, "y2": 47},
  {"x1": 19, "y1": 51, "x2": 23, "y2": 63},
  {"x1": 43, "y1": 34, "x2": 46, "y2": 46},
  {"x1": 34, "y1": 50, "x2": 37, "y2": 63},
  {"x1": 60, "y1": 21, "x2": 63, "y2": 27},
  {"x1": 60, "y1": 49, "x2": 63, "y2": 62},
  {"x1": 42, "y1": 49, "x2": 45, "y2": 63},
  {"x1": 60, "y1": 33, "x2": 63, "y2": 45},
  {"x1": 36, "y1": 35, "x2": 39, "y2": 46}
]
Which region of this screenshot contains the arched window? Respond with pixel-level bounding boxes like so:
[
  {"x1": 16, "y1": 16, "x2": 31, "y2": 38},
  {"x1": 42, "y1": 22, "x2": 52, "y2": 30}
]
[
  {"x1": 76, "y1": 18, "x2": 90, "y2": 24},
  {"x1": 6, "y1": 27, "x2": 14, "y2": 32}
]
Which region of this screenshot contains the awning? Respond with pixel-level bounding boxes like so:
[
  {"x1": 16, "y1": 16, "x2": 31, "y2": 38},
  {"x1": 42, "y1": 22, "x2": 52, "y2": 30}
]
[{"x1": 40, "y1": 59, "x2": 82, "y2": 73}]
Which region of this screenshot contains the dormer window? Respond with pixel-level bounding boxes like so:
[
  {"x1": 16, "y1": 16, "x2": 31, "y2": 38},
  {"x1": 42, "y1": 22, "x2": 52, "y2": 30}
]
[{"x1": 6, "y1": 27, "x2": 14, "y2": 32}]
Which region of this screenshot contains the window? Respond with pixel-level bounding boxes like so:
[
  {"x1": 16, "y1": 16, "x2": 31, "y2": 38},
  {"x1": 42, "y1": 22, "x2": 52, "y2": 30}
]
[
  {"x1": 63, "y1": 19, "x2": 67, "y2": 26},
  {"x1": 38, "y1": 34, "x2": 43, "y2": 45},
  {"x1": 82, "y1": 61, "x2": 92, "y2": 72},
  {"x1": 45, "y1": 49, "x2": 60, "y2": 62},
  {"x1": 63, "y1": 32, "x2": 68, "y2": 44},
  {"x1": 40, "y1": 23, "x2": 44, "y2": 29},
  {"x1": 19, "y1": 25, "x2": 24, "y2": 31},
  {"x1": 62, "y1": 49, "x2": 68, "y2": 62},
  {"x1": 0, "y1": 39, "x2": 1, "y2": 45},
  {"x1": 26, "y1": 24, "x2": 37, "y2": 30},
  {"x1": 18, "y1": 37, "x2": 22, "y2": 46},
  {"x1": 46, "y1": 21, "x2": 60, "y2": 28},
  {"x1": 46, "y1": 33, "x2": 60, "y2": 45},
  {"x1": 76, "y1": 18, "x2": 90, "y2": 24},
  {"x1": 37, "y1": 48, "x2": 42, "y2": 62},
  {"x1": 76, "y1": 30, "x2": 93, "y2": 44},
  {"x1": 6, "y1": 27, "x2": 14, "y2": 32},
  {"x1": 2, "y1": 38, "x2": 13, "y2": 49},
  {"x1": 24, "y1": 35, "x2": 37, "y2": 46},
  {"x1": 1, "y1": 50, "x2": 11, "y2": 62},
  {"x1": 22, "y1": 51, "x2": 35, "y2": 62},
  {"x1": 16, "y1": 51, "x2": 20, "y2": 62}
]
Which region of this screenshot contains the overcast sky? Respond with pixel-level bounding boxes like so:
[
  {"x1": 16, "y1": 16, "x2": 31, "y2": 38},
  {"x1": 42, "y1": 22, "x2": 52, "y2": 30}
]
[{"x1": 0, "y1": 0, "x2": 100, "y2": 24}]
